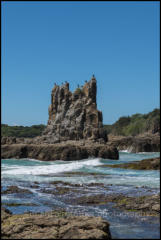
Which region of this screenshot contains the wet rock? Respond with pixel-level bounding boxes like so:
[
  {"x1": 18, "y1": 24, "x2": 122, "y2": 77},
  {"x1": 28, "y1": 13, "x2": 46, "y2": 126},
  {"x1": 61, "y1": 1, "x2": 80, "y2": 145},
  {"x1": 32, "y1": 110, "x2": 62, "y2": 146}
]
[
  {"x1": 70, "y1": 194, "x2": 115, "y2": 205},
  {"x1": 2, "y1": 202, "x2": 38, "y2": 207},
  {"x1": 29, "y1": 184, "x2": 39, "y2": 189},
  {"x1": 1, "y1": 208, "x2": 111, "y2": 239},
  {"x1": 49, "y1": 181, "x2": 106, "y2": 189},
  {"x1": 1, "y1": 186, "x2": 32, "y2": 195},
  {"x1": 39, "y1": 186, "x2": 77, "y2": 195},
  {"x1": 114, "y1": 194, "x2": 160, "y2": 216},
  {"x1": 102, "y1": 157, "x2": 160, "y2": 170},
  {"x1": 62, "y1": 171, "x2": 107, "y2": 176},
  {"x1": 49, "y1": 181, "x2": 82, "y2": 187},
  {"x1": 71, "y1": 193, "x2": 160, "y2": 216}
]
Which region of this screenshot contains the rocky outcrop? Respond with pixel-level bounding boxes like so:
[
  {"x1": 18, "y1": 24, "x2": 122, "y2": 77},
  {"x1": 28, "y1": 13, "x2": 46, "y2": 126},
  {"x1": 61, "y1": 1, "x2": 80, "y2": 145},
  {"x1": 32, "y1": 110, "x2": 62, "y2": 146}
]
[
  {"x1": 69, "y1": 193, "x2": 160, "y2": 217},
  {"x1": 1, "y1": 136, "x2": 33, "y2": 145},
  {"x1": 1, "y1": 208, "x2": 111, "y2": 239},
  {"x1": 101, "y1": 157, "x2": 160, "y2": 170},
  {"x1": 114, "y1": 194, "x2": 160, "y2": 216},
  {"x1": 108, "y1": 135, "x2": 160, "y2": 153},
  {"x1": 1, "y1": 76, "x2": 120, "y2": 161},
  {"x1": 39, "y1": 75, "x2": 107, "y2": 143},
  {"x1": 1, "y1": 143, "x2": 119, "y2": 161},
  {"x1": 1, "y1": 186, "x2": 32, "y2": 195}
]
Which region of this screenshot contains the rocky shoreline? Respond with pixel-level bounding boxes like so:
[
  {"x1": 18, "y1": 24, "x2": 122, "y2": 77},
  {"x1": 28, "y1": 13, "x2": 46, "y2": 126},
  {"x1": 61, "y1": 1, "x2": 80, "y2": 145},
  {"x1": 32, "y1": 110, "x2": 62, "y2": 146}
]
[
  {"x1": 71, "y1": 193, "x2": 160, "y2": 217},
  {"x1": 2, "y1": 166, "x2": 160, "y2": 239},
  {"x1": 107, "y1": 134, "x2": 160, "y2": 153},
  {"x1": 1, "y1": 134, "x2": 160, "y2": 161},
  {"x1": 2, "y1": 131, "x2": 160, "y2": 162},
  {"x1": 1, "y1": 76, "x2": 160, "y2": 161},
  {"x1": 1, "y1": 183, "x2": 160, "y2": 239},
  {"x1": 1, "y1": 140, "x2": 119, "y2": 161},
  {"x1": 1, "y1": 208, "x2": 111, "y2": 239},
  {"x1": 2, "y1": 179, "x2": 160, "y2": 217},
  {"x1": 2, "y1": 76, "x2": 160, "y2": 239}
]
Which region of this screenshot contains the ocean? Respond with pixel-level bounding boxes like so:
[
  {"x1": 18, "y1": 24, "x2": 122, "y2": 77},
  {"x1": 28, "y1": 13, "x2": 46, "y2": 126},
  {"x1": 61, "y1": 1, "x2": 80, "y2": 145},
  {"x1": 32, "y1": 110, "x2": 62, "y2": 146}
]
[{"x1": 1, "y1": 151, "x2": 160, "y2": 239}]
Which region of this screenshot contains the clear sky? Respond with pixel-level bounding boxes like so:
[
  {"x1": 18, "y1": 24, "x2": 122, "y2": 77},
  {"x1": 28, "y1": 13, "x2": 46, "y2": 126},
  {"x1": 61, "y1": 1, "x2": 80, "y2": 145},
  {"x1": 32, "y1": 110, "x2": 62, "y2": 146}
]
[{"x1": 2, "y1": 1, "x2": 160, "y2": 126}]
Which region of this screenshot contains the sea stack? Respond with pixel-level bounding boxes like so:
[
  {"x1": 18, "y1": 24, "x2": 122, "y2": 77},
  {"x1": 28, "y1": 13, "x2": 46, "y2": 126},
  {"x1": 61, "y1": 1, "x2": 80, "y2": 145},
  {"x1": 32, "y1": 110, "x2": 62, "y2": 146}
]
[
  {"x1": 42, "y1": 75, "x2": 107, "y2": 143},
  {"x1": 1, "y1": 76, "x2": 119, "y2": 160}
]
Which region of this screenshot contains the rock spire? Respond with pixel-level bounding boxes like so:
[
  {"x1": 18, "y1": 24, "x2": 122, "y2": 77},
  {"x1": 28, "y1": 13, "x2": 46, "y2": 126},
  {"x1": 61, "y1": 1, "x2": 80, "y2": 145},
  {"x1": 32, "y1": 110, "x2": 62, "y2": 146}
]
[{"x1": 42, "y1": 76, "x2": 107, "y2": 143}]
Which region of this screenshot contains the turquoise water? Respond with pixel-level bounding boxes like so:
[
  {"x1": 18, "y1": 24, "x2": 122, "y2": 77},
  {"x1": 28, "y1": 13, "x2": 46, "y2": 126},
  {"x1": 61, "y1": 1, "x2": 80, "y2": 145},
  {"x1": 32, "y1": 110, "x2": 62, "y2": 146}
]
[
  {"x1": 2, "y1": 152, "x2": 160, "y2": 187},
  {"x1": 1, "y1": 152, "x2": 160, "y2": 239}
]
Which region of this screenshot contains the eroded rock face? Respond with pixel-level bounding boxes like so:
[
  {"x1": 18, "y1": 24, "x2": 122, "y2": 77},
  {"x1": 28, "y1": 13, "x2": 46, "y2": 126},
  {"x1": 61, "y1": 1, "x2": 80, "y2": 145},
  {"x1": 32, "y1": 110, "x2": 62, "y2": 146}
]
[
  {"x1": 42, "y1": 76, "x2": 107, "y2": 143},
  {"x1": 1, "y1": 143, "x2": 119, "y2": 161},
  {"x1": 108, "y1": 135, "x2": 160, "y2": 153}
]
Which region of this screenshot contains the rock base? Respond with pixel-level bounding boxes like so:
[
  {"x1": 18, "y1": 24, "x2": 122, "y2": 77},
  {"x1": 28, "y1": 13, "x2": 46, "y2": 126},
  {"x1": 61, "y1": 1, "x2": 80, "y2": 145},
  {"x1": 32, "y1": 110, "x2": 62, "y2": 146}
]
[{"x1": 1, "y1": 141, "x2": 119, "y2": 161}]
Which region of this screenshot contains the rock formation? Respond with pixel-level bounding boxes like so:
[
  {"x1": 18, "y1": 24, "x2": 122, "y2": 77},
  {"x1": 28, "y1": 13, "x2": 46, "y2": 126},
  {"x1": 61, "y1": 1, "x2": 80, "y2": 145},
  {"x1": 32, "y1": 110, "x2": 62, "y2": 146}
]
[
  {"x1": 107, "y1": 134, "x2": 160, "y2": 153},
  {"x1": 1, "y1": 76, "x2": 120, "y2": 161},
  {"x1": 1, "y1": 142, "x2": 119, "y2": 161},
  {"x1": 41, "y1": 75, "x2": 107, "y2": 143},
  {"x1": 101, "y1": 157, "x2": 160, "y2": 170}
]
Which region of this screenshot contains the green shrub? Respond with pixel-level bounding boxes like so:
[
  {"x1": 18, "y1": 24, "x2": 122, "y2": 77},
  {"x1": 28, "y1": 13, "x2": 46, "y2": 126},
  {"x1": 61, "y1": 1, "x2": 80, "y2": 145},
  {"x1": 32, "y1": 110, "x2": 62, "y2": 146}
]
[
  {"x1": 103, "y1": 108, "x2": 160, "y2": 136},
  {"x1": 1, "y1": 124, "x2": 46, "y2": 138}
]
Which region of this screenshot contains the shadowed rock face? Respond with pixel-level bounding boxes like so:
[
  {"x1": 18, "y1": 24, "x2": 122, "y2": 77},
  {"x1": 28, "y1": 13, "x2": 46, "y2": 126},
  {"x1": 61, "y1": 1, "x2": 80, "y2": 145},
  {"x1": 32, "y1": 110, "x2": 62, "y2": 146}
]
[
  {"x1": 1, "y1": 143, "x2": 119, "y2": 161},
  {"x1": 107, "y1": 135, "x2": 160, "y2": 153},
  {"x1": 42, "y1": 76, "x2": 107, "y2": 143}
]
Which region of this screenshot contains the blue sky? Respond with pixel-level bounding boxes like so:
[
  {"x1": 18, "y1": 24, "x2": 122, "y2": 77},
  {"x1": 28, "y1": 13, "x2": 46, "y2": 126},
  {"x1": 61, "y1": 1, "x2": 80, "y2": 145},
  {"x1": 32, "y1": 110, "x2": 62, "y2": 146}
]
[{"x1": 2, "y1": 1, "x2": 160, "y2": 126}]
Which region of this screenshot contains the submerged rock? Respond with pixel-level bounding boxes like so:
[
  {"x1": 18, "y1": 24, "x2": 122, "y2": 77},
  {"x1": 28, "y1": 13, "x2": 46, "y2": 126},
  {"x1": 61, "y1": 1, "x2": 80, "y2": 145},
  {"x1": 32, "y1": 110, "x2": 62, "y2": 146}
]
[
  {"x1": 101, "y1": 157, "x2": 160, "y2": 170},
  {"x1": 1, "y1": 186, "x2": 32, "y2": 195},
  {"x1": 1, "y1": 208, "x2": 111, "y2": 239},
  {"x1": 70, "y1": 193, "x2": 160, "y2": 216}
]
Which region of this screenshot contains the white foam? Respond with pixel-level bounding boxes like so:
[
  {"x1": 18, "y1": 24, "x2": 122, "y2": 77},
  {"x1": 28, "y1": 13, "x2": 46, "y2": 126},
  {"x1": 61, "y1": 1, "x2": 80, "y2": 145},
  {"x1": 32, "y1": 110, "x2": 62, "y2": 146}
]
[
  {"x1": 119, "y1": 150, "x2": 130, "y2": 153},
  {"x1": 28, "y1": 158, "x2": 45, "y2": 162},
  {"x1": 2, "y1": 158, "x2": 102, "y2": 176},
  {"x1": 137, "y1": 152, "x2": 160, "y2": 154}
]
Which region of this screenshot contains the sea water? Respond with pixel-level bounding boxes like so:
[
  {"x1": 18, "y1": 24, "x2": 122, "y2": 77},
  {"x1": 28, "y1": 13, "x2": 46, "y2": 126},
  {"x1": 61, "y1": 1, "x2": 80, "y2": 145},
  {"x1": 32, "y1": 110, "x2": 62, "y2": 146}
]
[{"x1": 1, "y1": 152, "x2": 160, "y2": 239}]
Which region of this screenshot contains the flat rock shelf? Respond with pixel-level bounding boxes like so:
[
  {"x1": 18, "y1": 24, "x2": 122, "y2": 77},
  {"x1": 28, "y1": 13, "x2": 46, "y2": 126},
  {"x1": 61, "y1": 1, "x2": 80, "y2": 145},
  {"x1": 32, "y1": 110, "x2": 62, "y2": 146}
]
[{"x1": 1, "y1": 142, "x2": 119, "y2": 161}]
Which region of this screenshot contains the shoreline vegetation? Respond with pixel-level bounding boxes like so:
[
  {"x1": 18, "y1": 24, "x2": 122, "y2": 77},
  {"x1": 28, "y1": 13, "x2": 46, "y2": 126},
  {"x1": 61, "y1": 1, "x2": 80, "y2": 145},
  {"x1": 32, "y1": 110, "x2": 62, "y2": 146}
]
[
  {"x1": 104, "y1": 108, "x2": 160, "y2": 136},
  {"x1": 1, "y1": 124, "x2": 46, "y2": 138}
]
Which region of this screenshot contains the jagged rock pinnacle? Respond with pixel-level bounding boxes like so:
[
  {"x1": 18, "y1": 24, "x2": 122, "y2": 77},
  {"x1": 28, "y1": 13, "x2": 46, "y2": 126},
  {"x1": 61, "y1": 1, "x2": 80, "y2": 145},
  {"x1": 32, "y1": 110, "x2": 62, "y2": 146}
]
[{"x1": 42, "y1": 77, "x2": 107, "y2": 143}]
